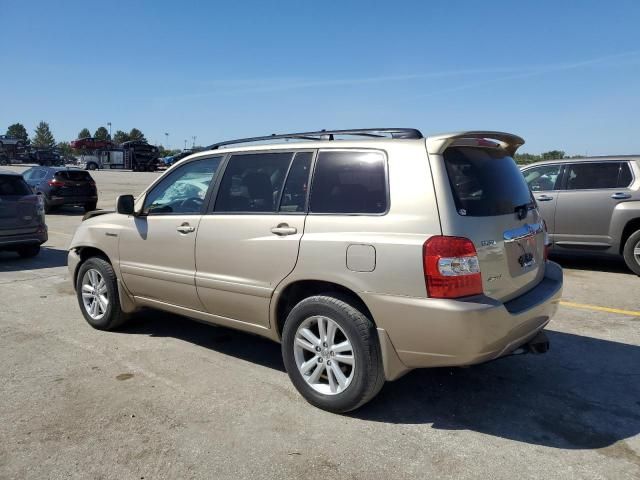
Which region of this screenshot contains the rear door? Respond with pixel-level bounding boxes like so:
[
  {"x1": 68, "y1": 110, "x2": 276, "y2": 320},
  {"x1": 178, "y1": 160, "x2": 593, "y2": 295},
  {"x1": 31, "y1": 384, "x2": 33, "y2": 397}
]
[
  {"x1": 0, "y1": 175, "x2": 41, "y2": 237},
  {"x1": 195, "y1": 151, "x2": 311, "y2": 328},
  {"x1": 433, "y1": 145, "x2": 546, "y2": 302},
  {"x1": 554, "y1": 162, "x2": 633, "y2": 249}
]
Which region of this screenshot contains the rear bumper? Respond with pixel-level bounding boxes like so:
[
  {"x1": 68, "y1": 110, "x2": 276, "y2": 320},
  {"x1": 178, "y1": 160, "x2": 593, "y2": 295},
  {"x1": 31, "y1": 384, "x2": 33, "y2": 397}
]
[
  {"x1": 48, "y1": 195, "x2": 97, "y2": 206},
  {"x1": 367, "y1": 261, "x2": 563, "y2": 378},
  {"x1": 0, "y1": 228, "x2": 48, "y2": 249}
]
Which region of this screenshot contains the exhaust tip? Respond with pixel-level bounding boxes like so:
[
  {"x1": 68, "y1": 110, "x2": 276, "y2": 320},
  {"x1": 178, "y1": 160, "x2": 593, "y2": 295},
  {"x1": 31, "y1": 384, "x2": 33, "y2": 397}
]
[{"x1": 525, "y1": 331, "x2": 550, "y2": 354}]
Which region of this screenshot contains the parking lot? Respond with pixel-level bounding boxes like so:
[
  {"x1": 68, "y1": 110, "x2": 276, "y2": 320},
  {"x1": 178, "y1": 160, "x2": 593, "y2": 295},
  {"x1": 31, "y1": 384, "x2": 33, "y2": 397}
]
[{"x1": 1, "y1": 165, "x2": 638, "y2": 479}]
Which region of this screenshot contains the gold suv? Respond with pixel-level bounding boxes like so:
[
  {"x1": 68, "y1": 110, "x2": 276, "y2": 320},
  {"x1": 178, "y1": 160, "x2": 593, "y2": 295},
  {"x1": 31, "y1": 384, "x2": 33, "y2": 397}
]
[{"x1": 68, "y1": 128, "x2": 563, "y2": 412}]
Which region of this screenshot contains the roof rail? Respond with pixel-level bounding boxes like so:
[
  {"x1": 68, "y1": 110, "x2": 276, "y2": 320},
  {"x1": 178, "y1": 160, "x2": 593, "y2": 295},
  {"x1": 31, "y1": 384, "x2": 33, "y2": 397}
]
[
  {"x1": 206, "y1": 128, "x2": 423, "y2": 150},
  {"x1": 426, "y1": 131, "x2": 525, "y2": 156}
]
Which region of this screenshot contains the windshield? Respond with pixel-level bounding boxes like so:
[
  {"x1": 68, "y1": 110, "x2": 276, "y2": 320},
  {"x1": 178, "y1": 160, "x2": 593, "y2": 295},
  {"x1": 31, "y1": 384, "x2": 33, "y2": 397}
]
[{"x1": 443, "y1": 147, "x2": 533, "y2": 217}]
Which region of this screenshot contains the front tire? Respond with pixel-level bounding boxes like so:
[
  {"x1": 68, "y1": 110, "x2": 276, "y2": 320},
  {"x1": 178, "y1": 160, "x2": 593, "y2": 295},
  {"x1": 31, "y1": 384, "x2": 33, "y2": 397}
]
[
  {"x1": 76, "y1": 257, "x2": 129, "y2": 330},
  {"x1": 623, "y1": 229, "x2": 640, "y2": 275},
  {"x1": 282, "y1": 294, "x2": 384, "y2": 413}
]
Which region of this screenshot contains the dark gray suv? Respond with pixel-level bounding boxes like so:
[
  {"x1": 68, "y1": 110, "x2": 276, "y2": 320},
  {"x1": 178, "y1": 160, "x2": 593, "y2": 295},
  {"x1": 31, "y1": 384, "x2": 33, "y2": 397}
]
[
  {"x1": 522, "y1": 156, "x2": 640, "y2": 274},
  {"x1": 0, "y1": 170, "x2": 47, "y2": 257}
]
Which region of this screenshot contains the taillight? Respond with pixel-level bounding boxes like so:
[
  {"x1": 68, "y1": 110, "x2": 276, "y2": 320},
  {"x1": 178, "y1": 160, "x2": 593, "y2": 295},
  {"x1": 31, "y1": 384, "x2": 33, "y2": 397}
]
[
  {"x1": 47, "y1": 178, "x2": 64, "y2": 187},
  {"x1": 542, "y1": 219, "x2": 550, "y2": 261},
  {"x1": 423, "y1": 236, "x2": 483, "y2": 299}
]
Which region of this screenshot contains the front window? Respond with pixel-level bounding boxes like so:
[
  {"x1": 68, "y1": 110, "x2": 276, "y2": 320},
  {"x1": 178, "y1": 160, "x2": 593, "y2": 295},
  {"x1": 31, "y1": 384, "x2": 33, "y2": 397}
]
[
  {"x1": 143, "y1": 157, "x2": 222, "y2": 215},
  {"x1": 523, "y1": 165, "x2": 562, "y2": 191}
]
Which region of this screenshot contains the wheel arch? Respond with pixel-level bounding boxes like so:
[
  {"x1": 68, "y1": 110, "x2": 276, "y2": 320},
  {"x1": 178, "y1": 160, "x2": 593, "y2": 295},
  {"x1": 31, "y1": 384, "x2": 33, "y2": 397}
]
[
  {"x1": 72, "y1": 246, "x2": 113, "y2": 286},
  {"x1": 272, "y1": 279, "x2": 375, "y2": 341},
  {"x1": 620, "y1": 217, "x2": 640, "y2": 254}
]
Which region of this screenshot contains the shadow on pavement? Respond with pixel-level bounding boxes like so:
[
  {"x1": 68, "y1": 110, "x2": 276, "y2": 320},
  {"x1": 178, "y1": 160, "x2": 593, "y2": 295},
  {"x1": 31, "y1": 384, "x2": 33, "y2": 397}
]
[
  {"x1": 550, "y1": 252, "x2": 632, "y2": 275},
  {"x1": 0, "y1": 247, "x2": 68, "y2": 271},
  {"x1": 124, "y1": 310, "x2": 285, "y2": 372},
  {"x1": 122, "y1": 312, "x2": 640, "y2": 451},
  {"x1": 355, "y1": 331, "x2": 640, "y2": 451}
]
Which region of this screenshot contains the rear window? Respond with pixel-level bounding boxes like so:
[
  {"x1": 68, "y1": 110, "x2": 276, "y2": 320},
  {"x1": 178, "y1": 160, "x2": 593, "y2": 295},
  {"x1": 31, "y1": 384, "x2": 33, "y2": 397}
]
[
  {"x1": 55, "y1": 170, "x2": 93, "y2": 181},
  {"x1": 443, "y1": 147, "x2": 532, "y2": 217},
  {"x1": 0, "y1": 175, "x2": 31, "y2": 196}
]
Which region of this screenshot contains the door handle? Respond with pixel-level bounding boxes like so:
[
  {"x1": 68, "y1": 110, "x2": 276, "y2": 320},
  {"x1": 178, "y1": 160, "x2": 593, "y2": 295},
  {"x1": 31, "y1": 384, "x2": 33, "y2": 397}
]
[
  {"x1": 611, "y1": 192, "x2": 631, "y2": 200},
  {"x1": 270, "y1": 223, "x2": 297, "y2": 236},
  {"x1": 177, "y1": 222, "x2": 196, "y2": 234},
  {"x1": 536, "y1": 195, "x2": 554, "y2": 202}
]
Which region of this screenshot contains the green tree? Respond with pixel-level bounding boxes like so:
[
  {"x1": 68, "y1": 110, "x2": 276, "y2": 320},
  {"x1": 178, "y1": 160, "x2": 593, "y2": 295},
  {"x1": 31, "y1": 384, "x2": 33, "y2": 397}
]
[
  {"x1": 32, "y1": 121, "x2": 56, "y2": 148},
  {"x1": 94, "y1": 126, "x2": 110, "y2": 140},
  {"x1": 57, "y1": 141, "x2": 73, "y2": 157},
  {"x1": 113, "y1": 130, "x2": 129, "y2": 144},
  {"x1": 128, "y1": 128, "x2": 146, "y2": 142},
  {"x1": 78, "y1": 128, "x2": 91, "y2": 139},
  {"x1": 541, "y1": 150, "x2": 565, "y2": 160},
  {"x1": 6, "y1": 123, "x2": 29, "y2": 144}
]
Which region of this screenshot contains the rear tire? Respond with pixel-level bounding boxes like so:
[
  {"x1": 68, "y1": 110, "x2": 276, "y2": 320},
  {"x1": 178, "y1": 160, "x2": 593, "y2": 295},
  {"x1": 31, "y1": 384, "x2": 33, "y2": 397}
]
[
  {"x1": 76, "y1": 257, "x2": 129, "y2": 330},
  {"x1": 17, "y1": 244, "x2": 40, "y2": 258},
  {"x1": 622, "y1": 229, "x2": 640, "y2": 276},
  {"x1": 282, "y1": 294, "x2": 384, "y2": 413},
  {"x1": 84, "y1": 202, "x2": 97, "y2": 212}
]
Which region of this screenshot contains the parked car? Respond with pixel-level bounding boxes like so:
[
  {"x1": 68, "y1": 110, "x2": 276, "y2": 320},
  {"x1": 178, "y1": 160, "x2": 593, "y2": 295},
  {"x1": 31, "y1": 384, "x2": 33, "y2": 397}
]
[
  {"x1": 163, "y1": 149, "x2": 195, "y2": 167},
  {"x1": 67, "y1": 128, "x2": 562, "y2": 412},
  {"x1": 0, "y1": 170, "x2": 47, "y2": 257},
  {"x1": 0, "y1": 135, "x2": 25, "y2": 148},
  {"x1": 32, "y1": 148, "x2": 64, "y2": 166},
  {"x1": 522, "y1": 156, "x2": 640, "y2": 274},
  {"x1": 23, "y1": 166, "x2": 98, "y2": 213},
  {"x1": 70, "y1": 137, "x2": 113, "y2": 150},
  {"x1": 120, "y1": 140, "x2": 158, "y2": 153}
]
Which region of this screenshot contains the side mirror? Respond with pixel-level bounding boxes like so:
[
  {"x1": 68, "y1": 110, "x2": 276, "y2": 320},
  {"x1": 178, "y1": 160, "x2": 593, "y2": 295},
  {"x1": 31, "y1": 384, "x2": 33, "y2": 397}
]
[{"x1": 116, "y1": 194, "x2": 135, "y2": 215}]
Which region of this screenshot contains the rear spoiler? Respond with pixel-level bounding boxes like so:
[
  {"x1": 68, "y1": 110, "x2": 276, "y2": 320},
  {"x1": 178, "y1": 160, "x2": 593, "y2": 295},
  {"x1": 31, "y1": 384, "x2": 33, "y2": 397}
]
[{"x1": 425, "y1": 131, "x2": 525, "y2": 157}]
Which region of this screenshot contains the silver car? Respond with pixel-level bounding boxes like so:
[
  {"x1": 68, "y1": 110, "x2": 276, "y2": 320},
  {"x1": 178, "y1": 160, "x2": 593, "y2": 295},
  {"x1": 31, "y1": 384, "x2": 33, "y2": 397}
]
[
  {"x1": 522, "y1": 156, "x2": 640, "y2": 274},
  {"x1": 68, "y1": 128, "x2": 562, "y2": 412}
]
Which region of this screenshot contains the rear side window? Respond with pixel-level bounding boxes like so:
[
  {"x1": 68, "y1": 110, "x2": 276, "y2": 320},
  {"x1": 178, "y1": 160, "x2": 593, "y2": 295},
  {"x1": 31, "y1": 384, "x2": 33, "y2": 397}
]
[
  {"x1": 566, "y1": 162, "x2": 624, "y2": 190},
  {"x1": 443, "y1": 147, "x2": 532, "y2": 216},
  {"x1": 310, "y1": 150, "x2": 387, "y2": 214},
  {"x1": 55, "y1": 171, "x2": 93, "y2": 181},
  {"x1": 215, "y1": 152, "x2": 293, "y2": 213},
  {"x1": 0, "y1": 175, "x2": 31, "y2": 196},
  {"x1": 618, "y1": 162, "x2": 633, "y2": 187}
]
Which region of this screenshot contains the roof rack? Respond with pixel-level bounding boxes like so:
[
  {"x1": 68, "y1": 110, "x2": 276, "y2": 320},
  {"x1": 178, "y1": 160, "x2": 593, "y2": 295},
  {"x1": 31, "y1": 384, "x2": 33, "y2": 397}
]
[{"x1": 206, "y1": 128, "x2": 423, "y2": 150}]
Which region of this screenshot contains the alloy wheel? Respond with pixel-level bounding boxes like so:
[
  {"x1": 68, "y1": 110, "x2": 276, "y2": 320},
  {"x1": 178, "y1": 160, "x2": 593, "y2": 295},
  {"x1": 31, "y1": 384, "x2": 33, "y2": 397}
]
[
  {"x1": 293, "y1": 315, "x2": 355, "y2": 395},
  {"x1": 81, "y1": 269, "x2": 108, "y2": 320}
]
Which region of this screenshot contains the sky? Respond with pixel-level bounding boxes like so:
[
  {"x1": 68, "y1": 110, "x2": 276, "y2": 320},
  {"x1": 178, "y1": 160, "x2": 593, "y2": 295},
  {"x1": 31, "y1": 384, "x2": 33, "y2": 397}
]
[{"x1": 1, "y1": 0, "x2": 639, "y2": 155}]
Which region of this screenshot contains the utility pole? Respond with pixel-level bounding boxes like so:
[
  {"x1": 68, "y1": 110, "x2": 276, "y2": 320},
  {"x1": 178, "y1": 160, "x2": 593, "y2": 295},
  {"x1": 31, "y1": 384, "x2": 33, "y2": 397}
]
[
  {"x1": 184, "y1": 139, "x2": 187, "y2": 150},
  {"x1": 165, "y1": 132, "x2": 169, "y2": 150},
  {"x1": 192, "y1": 136, "x2": 196, "y2": 148},
  {"x1": 107, "y1": 122, "x2": 112, "y2": 139}
]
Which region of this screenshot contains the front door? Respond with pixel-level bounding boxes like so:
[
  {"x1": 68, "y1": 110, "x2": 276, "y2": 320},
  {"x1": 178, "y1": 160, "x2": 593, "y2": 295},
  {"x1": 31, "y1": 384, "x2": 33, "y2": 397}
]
[
  {"x1": 522, "y1": 163, "x2": 562, "y2": 238},
  {"x1": 554, "y1": 162, "x2": 633, "y2": 248},
  {"x1": 195, "y1": 151, "x2": 312, "y2": 327},
  {"x1": 119, "y1": 156, "x2": 223, "y2": 309}
]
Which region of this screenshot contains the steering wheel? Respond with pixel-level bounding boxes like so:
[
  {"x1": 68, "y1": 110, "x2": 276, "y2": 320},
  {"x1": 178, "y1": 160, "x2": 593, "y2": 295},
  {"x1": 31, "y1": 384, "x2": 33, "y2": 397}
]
[{"x1": 177, "y1": 197, "x2": 204, "y2": 211}]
